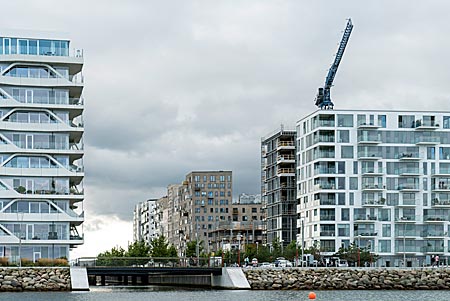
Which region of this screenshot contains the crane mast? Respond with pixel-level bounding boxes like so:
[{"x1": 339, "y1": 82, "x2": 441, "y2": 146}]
[{"x1": 315, "y1": 19, "x2": 353, "y2": 110}]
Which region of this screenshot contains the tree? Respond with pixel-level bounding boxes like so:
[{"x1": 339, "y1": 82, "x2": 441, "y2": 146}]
[
  {"x1": 125, "y1": 240, "x2": 151, "y2": 266},
  {"x1": 186, "y1": 240, "x2": 203, "y2": 257},
  {"x1": 271, "y1": 236, "x2": 282, "y2": 258},
  {"x1": 149, "y1": 235, "x2": 173, "y2": 257},
  {"x1": 126, "y1": 240, "x2": 150, "y2": 257},
  {"x1": 334, "y1": 242, "x2": 379, "y2": 266},
  {"x1": 97, "y1": 246, "x2": 126, "y2": 266},
  {"x1": 284, "y1": 240, "x2": 297, "y2": 260}
]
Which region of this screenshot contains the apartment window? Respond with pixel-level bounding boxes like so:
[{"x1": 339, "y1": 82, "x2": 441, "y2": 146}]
[
  {"x1": 252, "y1": 208, "x2": 257, "y2": 213},
  {"x1": 398, "y1": 115, "x2": 414, "y2": 128},
  {"x1": 423, "y1": 162, "x2": 427, "y2": 175},
  {"x1": 378, "y1": 115, "x2": 387, "y2": 128},
  {"x1": 382, "y1": 224, "x2": 391, "y2": 237},
  {"x1": 338, "y1": 224, "x2": 350, "y2": 236},
  {"x1": 203, "y1": 175, "x2": 207, "y2": 182},
  {"x1": 379, "y1": 240, "x2": 391, "y2": 252},
  {"x1": 423, "y1": 193, "x2": 428, "y2": 206},
  {"x1": 353, "y1": 161, "x2": 358, "y2": 174},
  {"x1": 349, "y1": 178, "x2": 358, "y2": 190},
  {"x1": 194, "y1": 176, "x2": 200, "y2": 182},
  {"x1": 444, "y1": 116, "x2": 450, "y2": 129},
  {"x1": 357, "y1": 114, "x2": 366, "y2": 126},
  {"x1": 210, "y1": 175, "x2": 216, "y2": 182},
  {"x1": 349, "y1": 193, "x2": 354, "y2": 206},
  {"x1": 314, "y1": 209, "x2": 317, "y2": 216},
  {"x1": 337, "y1": 130, "x2": 350, "y2": 143},
  {"x1": 341, "y1": 146, "x2": 354, "y2": 158},
  {"x1": 337, "y1": 114, "x2": 353, "y2": 127},
  {"x1": 220, "y1": 175, "x2": 225, "y2": 182},
  {"x1": 242, "y1": 208, "x2": 246, "y2": 213},
  {"x1": 341, "y1": 208, "x2": 349, "y2": 221},
  {"x1": 337, "y1": 193, "x2": 345, "y2": 205},
  {"x1": 440, "y1": 147, "x2": 450, "y2": 160}
]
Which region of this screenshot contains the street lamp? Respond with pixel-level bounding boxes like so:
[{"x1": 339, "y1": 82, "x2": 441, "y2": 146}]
[
  {"x1": 256, "y1": 241, "x2": 259, "y2": 255},
  {"x1": 357, "y1": 235, "x2": 361, "y2": 267},
  {"x1": 237, "y1": 234, "x2": 242, "y2": 267}
]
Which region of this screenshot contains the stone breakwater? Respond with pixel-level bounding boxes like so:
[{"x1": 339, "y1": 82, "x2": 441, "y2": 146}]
[
  {"x1": 0, "y1": 268, "x2": 70, "y2": 291},
  {"x1": 244, "y1": 268, "x2": 450, "y2": 290}
]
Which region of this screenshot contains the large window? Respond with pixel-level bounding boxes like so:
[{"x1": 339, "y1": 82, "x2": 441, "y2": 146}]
[
  {"x1": 0, "y1": 37, "x2": 69, "y2": 56},
  {"x1": 337, "y1": 114, "x2": 353, "y2": 127},
  {"x1": 341, "y1": 146, "x2": 354, "y2": 158}
]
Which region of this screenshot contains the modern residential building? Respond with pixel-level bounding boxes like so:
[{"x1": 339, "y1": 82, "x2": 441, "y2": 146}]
[
  {"x1": 0, "y1": 32, "x2": 85, "y2": 262},
  {"x1": 296, "y1": 109, "x2": 450, "y2": 267},
  {"x1": 261, "y1": 126, "x2": 297, "y2": 247},
  {"x1": 133, "y1": 199, "x2": 158, "y2": 244},
  {"x1": 178, "y1": 171, "x2": 233, "y2": 254}
]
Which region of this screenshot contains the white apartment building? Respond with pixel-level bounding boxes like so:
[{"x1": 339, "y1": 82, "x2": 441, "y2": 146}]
[
  {"x1": 0, "y1": 32, "x2": 85, "y2": 262},
  {"x1": 133, "y1": 199, "x2": 159, "y2": 244},
  {"x1": 297, "y1": 109, "x2": 450, "y2": 267}
]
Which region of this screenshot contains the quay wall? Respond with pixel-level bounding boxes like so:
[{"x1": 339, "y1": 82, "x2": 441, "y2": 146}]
[
  {"x1": 0, "y1": 267, "x2": 70, "y2": 291},
  {"x1": 244, "y1": 268, "x2": 450, "y2": 290}
]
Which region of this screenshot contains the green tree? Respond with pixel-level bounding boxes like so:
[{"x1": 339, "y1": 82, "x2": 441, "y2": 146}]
[
  {"x1": 126, "y1": 240, "x2": 150, "y2": 257},
  {"x1": 271, "y1": 236, "x2": 282, "y2": 258},
  {"x1": 186, "y1": 240, "x2": 203, "y2": 257},
  {"x1": 97, "y1": 246, "x2": 126, "y2": 266},
  {"x1": 334, "y1": 242, "x2": 379, "y2": 266},
  {"x1": 125, "y1": 240, "x2": 151, "y2": 266},
  {"x1": 284, "y1": 240, "x2": 298, "y2": 260},
  {"x1": 149, "y1": 235, "x2": 172, "y2": 257}
]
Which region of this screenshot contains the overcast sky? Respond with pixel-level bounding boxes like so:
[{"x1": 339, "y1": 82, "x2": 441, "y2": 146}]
[{"x1": 2, "y1": 0, "x2": 450, "y2": 257}]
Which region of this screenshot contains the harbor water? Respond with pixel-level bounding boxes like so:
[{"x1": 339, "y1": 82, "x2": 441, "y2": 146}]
[{"x1": 0, "y1": 286, "x2": 449, "y2": 301}]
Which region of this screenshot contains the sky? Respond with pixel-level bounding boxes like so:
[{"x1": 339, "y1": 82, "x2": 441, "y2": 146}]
[{"x1": 1, "y1": 0, "x2": 450, "y2": 257}]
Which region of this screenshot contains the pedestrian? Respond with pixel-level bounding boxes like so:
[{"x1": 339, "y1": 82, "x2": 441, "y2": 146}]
[{"x1": 436, "y1": 255, "x2": 440, "y2": 267}]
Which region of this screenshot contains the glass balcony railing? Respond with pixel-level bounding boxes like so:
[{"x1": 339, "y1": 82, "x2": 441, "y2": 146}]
[
  {"x1": 314, "y1": 136, "x2": 335, "y2": 143},
  {"x1": 354, "y1": 230, "x2": 377, "y2": 236},
  {"x1": 320, "y1": 231, "x2": 336, "y2": 236},
  {"x1": 398, "y1": 184, "x2": 419, "y2": 190},
  {"x1": 362, "y1": 198, "x2": 385, "y2": 206},
  {"x1": 314, "y1": 151, "x2": 335, "y2": 159},
  {"x1": 357, "y1": 134, "x2": 381, "y2": 143},
  {"x1": 399, "y1": 168, "x2": 420, "y2": 174},
  {"x1": 362, "y1": 183, "x2": 384, "y2": 189},
  {"x1": 399, "y1": 199, "x2": 416, "y2": 206},
  {"x1": 415, "y1": 136, "x2": 440, "y2": 144},
  {"x1": 424, "y1": 215, "x2": 448, "y2": 222},
  {"x1": 313, "y1": 120, "x2": 335, "y2": 128},
  {"x1": 395, "y1": 216, "x2": 417, "y2": 222},
  {"x1": 319, "y1": 199, "x2": 336, "y2": 205},
  {"x1": 354, "y1": 214, "x2": 377, "y2": 221},
  {"x1": 398, "y1": 152, "x2": 420, "y2": 159},
  {"x1": 357, "y1": 152, "x2": 381, "y2": 158},
  {"x1": 320, "y1": 215, "x2": 335, "y2": 221},
  {"x1": 361, "y1": 168, "x2": 385, "y2": 174},
  {"x1": 314, "y1": 167, "x2": 336, "y2": 175}
]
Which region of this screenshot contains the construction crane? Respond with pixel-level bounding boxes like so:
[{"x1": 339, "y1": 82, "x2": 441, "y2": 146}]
[{"x1": 314, "y1": 19, "x2": 353, "y2": 110}]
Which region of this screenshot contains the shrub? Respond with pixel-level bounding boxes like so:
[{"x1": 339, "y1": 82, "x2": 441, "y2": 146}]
[
  {"x1": 21, "y1": 258, "x2": 34, "y2": 267},
  {"x1": 36, "y1": 258, "x2": 54, "y2": 267},
  {"x1": 0, "y1": 257, "x2": 8, "y2": 266}
]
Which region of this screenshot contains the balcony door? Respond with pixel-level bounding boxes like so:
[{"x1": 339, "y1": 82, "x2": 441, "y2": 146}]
[{"x1": 26, "y1": 135, "x2": 33, "y2": 149}]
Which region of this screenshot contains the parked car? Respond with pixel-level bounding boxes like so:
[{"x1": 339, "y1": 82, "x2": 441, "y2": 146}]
[
  {"x1": 337, "y1": 259, "x2": 349, "y2": 267},
  {"x1": 278, "y1": 259, "x2": 293, "y2": 268},
  {"x1": 260, "y1": 262, "x2": 273, "y2": 268}
]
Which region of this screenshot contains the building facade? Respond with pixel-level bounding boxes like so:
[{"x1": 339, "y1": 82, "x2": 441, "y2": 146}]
[
  {"x1": 297, "y1": 109, "x2": 450, "y2": 267},
  {"x1": 133, "y1": 199, "x2": 158, "y2": 244},
  {"x1": 262, "y1": 127, "x2": 297, "y2": 246},
  {"x1": 0, "y1": 33, "x2": 85, "y2": 262}
]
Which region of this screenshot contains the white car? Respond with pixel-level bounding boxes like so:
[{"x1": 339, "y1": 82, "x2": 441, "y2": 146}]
[
  {"x1": 278, "y1": 259, "x2": 293, "y2": 267},
  {"x1": 260, "y1": 262, "x2": 273, "y2": 268}
]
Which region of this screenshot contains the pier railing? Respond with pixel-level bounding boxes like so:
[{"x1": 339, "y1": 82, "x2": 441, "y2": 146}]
[{"x1": 73, "y1": 256, "x2": 221, "y2": 268}]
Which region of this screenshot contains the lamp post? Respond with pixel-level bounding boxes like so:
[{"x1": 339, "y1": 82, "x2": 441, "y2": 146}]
[
  {"x1": 17, "y1": 212, "x2": 24, "y2": 267},
  {"x1": 357, "y1": 235, "x2": 361, "y2": 267},
  {"x1": 403, "y1": 223, "x2": 406, "y2": 267},
  {"x1": 237, "y1": 234, "x2": 242, "y2": 267},
  {"x1": 256, "y1": 241, "x2": 259, "y2": 255}
]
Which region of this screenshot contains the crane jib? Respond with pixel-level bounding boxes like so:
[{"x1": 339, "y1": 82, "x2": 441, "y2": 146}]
[{"x1": 315, "y1": 19, "x2": 354, "y2": 110}]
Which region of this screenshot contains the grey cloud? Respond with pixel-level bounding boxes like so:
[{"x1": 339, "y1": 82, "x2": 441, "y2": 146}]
[{"x1": 2, "y1": 0, "x2": 450, "y2": 223}]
